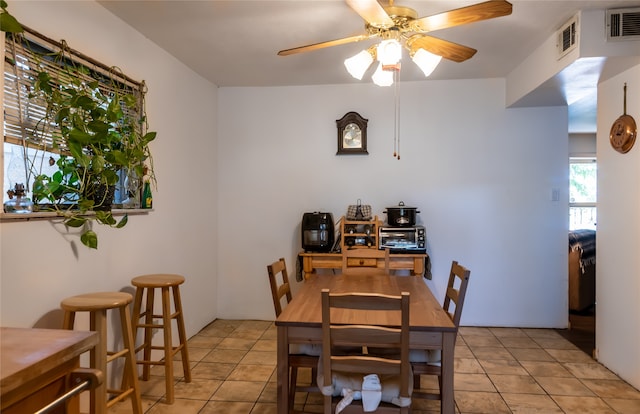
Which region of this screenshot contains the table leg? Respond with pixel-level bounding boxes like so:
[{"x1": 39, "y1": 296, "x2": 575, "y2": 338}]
[
  {"x1": 277, "y1": 325, "x2": 289, "y2": 414},
  {"x1": 441, "y1": 331, "x2": 455, "y2": 414}
]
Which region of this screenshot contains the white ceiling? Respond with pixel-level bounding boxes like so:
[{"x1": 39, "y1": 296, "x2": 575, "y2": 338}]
[{"x1": 98, "y1": 0, "x2": 640, "y2": 132}]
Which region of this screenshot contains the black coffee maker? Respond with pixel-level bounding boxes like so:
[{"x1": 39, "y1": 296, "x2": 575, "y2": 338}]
[{"x1": 301, "y1": 212, "x2": 334, "y2": 252}]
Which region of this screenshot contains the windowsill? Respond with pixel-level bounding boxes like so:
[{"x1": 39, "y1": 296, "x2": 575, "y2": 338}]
[{"x1": 0, "y1": 208, "x2": 152, "y2": 222}]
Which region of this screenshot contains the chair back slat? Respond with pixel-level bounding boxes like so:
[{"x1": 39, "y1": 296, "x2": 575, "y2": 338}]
[
  {"x1": 442, "y1": 261, "x2": 471, "y2": 328},
  {"x1": 268, "y1": 258, "x2": 292, "y2": 317},
  {"x1": 321, "y1": 288, "x2": 411, "y2": 412}
]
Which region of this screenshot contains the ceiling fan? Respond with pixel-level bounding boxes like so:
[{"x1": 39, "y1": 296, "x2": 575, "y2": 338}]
[{"x1": 278, "y1": 0, "x2": 513, "y2": 66}]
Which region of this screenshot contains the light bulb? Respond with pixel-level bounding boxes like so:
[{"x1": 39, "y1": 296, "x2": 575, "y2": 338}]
[
  {"x1": 344, "y1": 49, "x2": 374, "y2": 80},
  {"x1": 377, "y1": 39, "x2": 401, "y2": 66},
  {"x1": 372, "y1": 62, "x2": 394, "y2": 87},
  {"x1": 412, "y1": 48, "x2": 442, "y2": 77}
]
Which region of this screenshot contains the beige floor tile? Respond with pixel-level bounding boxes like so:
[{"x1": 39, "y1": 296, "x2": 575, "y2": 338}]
[
  {"x1": 227, "y1": 364, "x2": 275, "y2": 382},
  {"x1": 546, "y1": 348, "x2": 597, "y2": 363},
  {"x1": 199, "y1": 400, "x2": 254, "y2": 414},
  {"x1": 471, "y1": 346, "x2": 516, "y2": 360},
  {"x1": 454, "y1": 343, "x2": 474, "y2": 358},
  {"x1": 240, "y1": 350, "x2": 277, "y2": 365},
  {"x1": 190, "y1": 361, "x2": 236, "y2": 380},
  {"x1": 172, "y1": 378, "x2": 221, "y2": 400},
  {"x1": 258, "y1": 380, "x2": 278, "y2": 403},
  {"x1": 459, "y1": 327, "x2": 495, "y2": 336},
  {"x1": 552, "y1": 395, "x2": 617, "y2": 413},
  {"x1": 145, "y1": 398, "x2": 206, "y2": 414},
  {"x1": 210, "y1": 380, "x2": 266, "y2": 402},
  {"x1": 501, "y1": 392, "x2": 564, "y2": 413},
  {"x1": 252, "y1": 338, "x2": 277, "y2": 352},
  {"x1": 488, "y1": 374, "x2": 546, "y2": 394},
  {"x1": 108, "y1": 397, "x2": 158, "y2": 414},
  {"x1": 522, "y1": 329, "x2": 563, "y2": 339},
  {"x1": 533, "y1": 337, "x2": 582, "y2": 350},
  {"x1": 455, "y1": 390, "x2": 511, "y2": 413},
  {"x1": 489, "y1": 327, "x2": 529, "y2": 338},
  {"x1": 197, "y1": 324, "x2": 237, "y2": 338},
  {"x1": 535, "y1": 376, "x2": 596, "y2": 396},
  {"x1": 454, "y1": 373, "x2": 496, "y2": 392},
  {"x1": 603, "y1": 397, "x2": 640, "y2": 414},
  {"x1": 498, "y1": 336, "x2": 541, "y2": 348},
  {"x1": 463, "y1": 335, "x2": 503, "y2": 347},
  {"x1": 260, "y1": 325, "x2": 278, "y2": 341},
  {"x1": 149, "y1": 360, "x2": 187, "y2": 378},
  {"x1": 520, "y1": 360, "x2": 573, "y2": 377},
  {"x1": 563, "y1": 362, "x2": 621, "y2": 380},
  {"x1": 138, "y1": 376, "x2": 171, "y2": 398},
  {"x1": 216, "y1": 337, "x2": 257, "y2": 350},
  {"x1": 228, "y1": 329, "x2": 267, "y2": 341},
  {"x1": 175, "y1": 346, "x2": 209, "y2": 362},
  {"x1": 201, "y1": 348, "x2": 248, "y2": 363},
  {"x1": 454, "y1": 357, "x2": 485, "y2": 374},
  {"x1": 479, "y1": 359, "x2": 528, "y2": 375},
  {"x1": 250, "y1": 402, "x2": 277, "y2": 413},
  {"x1": 187, "y1": 335, "x2": 223, "y2": 348},
  {"x1": 508, "y1": 347, "x2": 555, "y2": 362},
  {"x1": 581, "y1": 379, "x2": 640, "y2": 399},
  {"x1": 236, "y1": 320, "x2": 273, "y2": 331}
]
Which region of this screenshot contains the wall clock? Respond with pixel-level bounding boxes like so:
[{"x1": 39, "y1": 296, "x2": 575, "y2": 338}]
[{"x1": 336, "y1": 111, "x2": 368, "y2": 155}]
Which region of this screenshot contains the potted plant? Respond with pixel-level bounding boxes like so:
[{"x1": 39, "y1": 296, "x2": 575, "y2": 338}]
[{"x1": 28, "y1": 62, "x2": 156, "y2": 249}]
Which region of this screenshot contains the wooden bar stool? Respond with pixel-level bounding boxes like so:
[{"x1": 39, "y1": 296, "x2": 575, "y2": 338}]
[
  {"x1": 60, "y1": 292, "x2": 142, "y2": 414},
  {"x1": 131, "y1": 274, "x2": 191, "y2": 404}
]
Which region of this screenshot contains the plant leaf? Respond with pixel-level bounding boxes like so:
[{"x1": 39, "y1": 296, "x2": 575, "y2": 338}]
[
  {"x1": 96, "y1": 211, "x2": 116, "y2": 226},
  {"x1": 116, "y1": 214, "x2": 128, "y2": 228},
  {"x1": 81, "y1": 230, "x2": 98, "y2": 249},
  {"x1": 65, "y1": 216, "x2": 87, "y2": 227},
  {"x1": 1, "y1": 12, "x2": 24, "y2": 33}
]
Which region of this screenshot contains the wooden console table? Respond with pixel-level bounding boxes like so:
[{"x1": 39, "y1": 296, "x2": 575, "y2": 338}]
[
  {"x1": 1, "y1": 327, "x2": 99, "y2": 414},
  {"x1": 299, "y1": 251, "x2": 428, "y2": 278}
]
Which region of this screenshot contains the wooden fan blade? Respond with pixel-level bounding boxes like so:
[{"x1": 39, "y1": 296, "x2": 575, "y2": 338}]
[
  {"x1": 278, "y1": 34, "x2": 372, "y2": 56},
  {"x1": 345, "y1": 0, "x2": 394, "y2": 28},
  {"x1": 413, "y1": 0, "x2": 512, "y2": 33},
  {"x1": 408, "y1": 35, "x2": 477, "y2": 62}
]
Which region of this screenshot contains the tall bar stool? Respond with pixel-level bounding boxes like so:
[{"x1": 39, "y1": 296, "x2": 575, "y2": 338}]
[
  {"x1": 131, "y1": 274, "x2": 191, "y2": 404},
  {"x1": 61, "y1": 291, "x2": 142, "y2": 414}
]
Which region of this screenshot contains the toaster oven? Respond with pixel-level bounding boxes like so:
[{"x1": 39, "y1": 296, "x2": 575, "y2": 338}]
[{"x1": 378, "y1": 226, "x2": 426, "y2": 253}]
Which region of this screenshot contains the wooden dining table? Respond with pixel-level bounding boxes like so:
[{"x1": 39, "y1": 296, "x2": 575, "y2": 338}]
[{"x1": 275, "y1": 273, "x2": 457, "y2": 414}]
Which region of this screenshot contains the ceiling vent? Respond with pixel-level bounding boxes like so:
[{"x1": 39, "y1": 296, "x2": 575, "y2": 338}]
[
  {"x1": 606, "y1": 8, "x2": 640, "y2": 41},
  {"x1": 557, "y1": 14, "x2": 579, "y2": 59}
]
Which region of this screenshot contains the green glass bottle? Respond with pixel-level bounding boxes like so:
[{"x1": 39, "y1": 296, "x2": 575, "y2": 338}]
[{"x1": 142, "y1": 181, "x2": 153, "y2": 209}]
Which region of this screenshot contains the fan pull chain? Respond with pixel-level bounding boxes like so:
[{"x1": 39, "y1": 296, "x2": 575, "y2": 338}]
[{"x1": 394, "y1": 69, "x2": 400, "y2": 160}]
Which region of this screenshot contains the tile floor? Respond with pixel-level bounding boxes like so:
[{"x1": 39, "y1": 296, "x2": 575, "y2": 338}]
[{"x1": 108, "y1": 319, "x2": 640, "y2": 414}]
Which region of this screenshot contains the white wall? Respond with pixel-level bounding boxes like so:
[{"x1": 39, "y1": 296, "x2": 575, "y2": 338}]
[
  {"x1": 0, "y1": 2, "x2": 219, "y2": 341},
  {"x1": 596, "y1": 64, "x2": 640, "y2": 389},
  {"x1": 217, "y1": 79, "x2": 570, "y2": 328}
]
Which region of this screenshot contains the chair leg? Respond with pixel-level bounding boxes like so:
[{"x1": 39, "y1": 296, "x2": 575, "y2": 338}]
[
  {"x1": 172, "y1": 285, "x2": 191, "y2": 383},
  {"x1": 289, "y1": 366, "x2": 298, "y2": 413},
  {"x1": 161, "y1": 286, "x2": 175, "y2": 404}
]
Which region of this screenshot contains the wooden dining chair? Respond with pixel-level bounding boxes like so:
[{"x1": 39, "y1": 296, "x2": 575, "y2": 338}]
[
  {"x1": 319, "y1": 289, "x2": 412, "y2": 414},
  {"x1": 341, "y1": 247, "x2": 391, "y2": 275},
  {"x1": 268, "y1": 257, "x2": 320, "y2": 413},
  {"x1": 411, "y1": 260, "x2": 471, "y2": 399}
]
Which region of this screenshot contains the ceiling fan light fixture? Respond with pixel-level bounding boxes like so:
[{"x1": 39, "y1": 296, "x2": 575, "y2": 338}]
[
  {"x1": 344, "y1": 49, "x2": 375, "y2": 80},
  {"x1": 372, "y1": 62, "x2": 394, "y2": 87},
  {"x1": 411, "y1": 48, "x2": 442, "y2": 77},
  {"x1": 377, "y1": 38, "x2": 402, "y2": 66}
]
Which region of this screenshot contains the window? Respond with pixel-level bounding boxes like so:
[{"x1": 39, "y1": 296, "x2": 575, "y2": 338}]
[
  {"x1": 3, "y1": 26, "x2": 145, "y2": 207},
  {"x1": 569, "y1": 157, "x2": 597, "y2": 230}
]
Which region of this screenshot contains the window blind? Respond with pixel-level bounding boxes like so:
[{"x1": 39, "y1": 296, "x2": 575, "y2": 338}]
[{"x1": 3, "y1": 26, "x2": 145, "y2": 154}]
